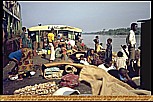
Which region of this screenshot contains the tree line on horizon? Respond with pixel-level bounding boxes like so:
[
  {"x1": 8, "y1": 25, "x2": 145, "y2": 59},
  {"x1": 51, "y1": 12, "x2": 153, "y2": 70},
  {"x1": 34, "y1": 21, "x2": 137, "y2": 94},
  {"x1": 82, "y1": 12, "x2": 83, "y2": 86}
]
[{"x1": 83, "y1": 27, "x2": 141, "y2": 35}]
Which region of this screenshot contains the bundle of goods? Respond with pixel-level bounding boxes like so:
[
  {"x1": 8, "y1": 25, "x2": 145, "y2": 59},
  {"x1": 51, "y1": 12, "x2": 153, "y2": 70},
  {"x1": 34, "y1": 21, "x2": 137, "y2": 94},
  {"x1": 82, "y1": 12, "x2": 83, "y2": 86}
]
[
  {"x1": 60, "y1": 73, "x2": 80, "y2": 89},
  {"x1": 44, "y1": 67, "x2": 63, "y2": 79},
  {"x1": 14, "y1": 81, "x2": 58, "y2": 95}
]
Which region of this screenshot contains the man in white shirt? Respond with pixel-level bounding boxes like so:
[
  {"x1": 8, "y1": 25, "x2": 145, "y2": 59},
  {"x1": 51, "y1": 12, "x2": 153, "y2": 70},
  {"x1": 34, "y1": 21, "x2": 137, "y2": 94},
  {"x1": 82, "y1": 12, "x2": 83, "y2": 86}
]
[
  {"x1": 98, "y1": 60, "x2": 116, "y2": 72},
  {"x1": 79, "y1": 55, "x2": 89, "y2": 65},
  {"x1": 126, "y1": 23, "x2": 138, "y2": 67}
]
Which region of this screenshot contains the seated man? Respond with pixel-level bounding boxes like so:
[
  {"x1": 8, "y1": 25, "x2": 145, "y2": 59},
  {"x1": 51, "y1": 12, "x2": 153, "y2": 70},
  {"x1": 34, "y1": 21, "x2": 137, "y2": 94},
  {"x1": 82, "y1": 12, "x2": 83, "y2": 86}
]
[
  {"x1": 98, "y1": 60, "x2": 116, "y2": 72},
  {"x1": 118, "y1": 68, "x2": 138, "y2": 89}
]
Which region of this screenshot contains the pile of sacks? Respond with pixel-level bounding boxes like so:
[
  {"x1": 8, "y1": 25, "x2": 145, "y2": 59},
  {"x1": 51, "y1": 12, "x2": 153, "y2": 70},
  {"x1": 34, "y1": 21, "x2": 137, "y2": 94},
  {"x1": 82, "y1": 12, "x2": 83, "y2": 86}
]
[{"x1": 14, "y1": 81, "x2": 58, "y2": 95}]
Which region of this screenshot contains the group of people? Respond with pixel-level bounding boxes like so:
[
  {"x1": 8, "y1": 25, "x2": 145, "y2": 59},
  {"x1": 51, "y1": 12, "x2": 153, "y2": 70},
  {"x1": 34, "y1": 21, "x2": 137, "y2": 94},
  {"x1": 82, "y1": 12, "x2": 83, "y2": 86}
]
[
  {"x1": 7, "y1": 27, "x2": 34, "y2": 80},
  {"x1": 7, "y1": 23, "x2": 141, "y2": 88},
  {"x1": 74, "y1": 22, "x2": 140, "y2": 89},
  {"x1": 20, "y1": 27, "x2": 32, "y2": 49},
  {"x1": 46, "y1": 28, "x2": 87, "y2": 62}
]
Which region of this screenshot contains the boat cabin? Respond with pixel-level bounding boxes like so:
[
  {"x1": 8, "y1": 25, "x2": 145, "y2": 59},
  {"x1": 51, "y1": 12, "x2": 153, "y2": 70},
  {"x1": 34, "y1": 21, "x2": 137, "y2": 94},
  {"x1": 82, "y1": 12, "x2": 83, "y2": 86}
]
[{"x1": 28, "y1": 25, "x2": 83, "y2": 43}]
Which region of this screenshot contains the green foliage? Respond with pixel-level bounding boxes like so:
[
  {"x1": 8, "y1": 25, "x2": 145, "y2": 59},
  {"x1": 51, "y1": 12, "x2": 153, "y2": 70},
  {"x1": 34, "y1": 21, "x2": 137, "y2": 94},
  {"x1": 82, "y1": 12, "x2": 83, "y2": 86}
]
[{"x1": 83, "y1": 27, "x2": 141, "y2": 35}]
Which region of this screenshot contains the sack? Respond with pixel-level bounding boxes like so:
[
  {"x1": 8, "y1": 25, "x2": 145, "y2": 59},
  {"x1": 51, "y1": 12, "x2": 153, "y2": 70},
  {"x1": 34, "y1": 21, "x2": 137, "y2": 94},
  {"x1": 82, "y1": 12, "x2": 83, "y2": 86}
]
[{"x1": 60, "y1": 73, "x2": 79, "y2": 88}]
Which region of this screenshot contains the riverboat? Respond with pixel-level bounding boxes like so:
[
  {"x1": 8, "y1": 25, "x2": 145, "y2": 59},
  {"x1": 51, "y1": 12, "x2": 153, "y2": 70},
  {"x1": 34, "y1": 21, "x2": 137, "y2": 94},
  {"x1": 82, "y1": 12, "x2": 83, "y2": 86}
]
[{"x1": 28, "y1": 24, "x2": 84, "y2": 54}]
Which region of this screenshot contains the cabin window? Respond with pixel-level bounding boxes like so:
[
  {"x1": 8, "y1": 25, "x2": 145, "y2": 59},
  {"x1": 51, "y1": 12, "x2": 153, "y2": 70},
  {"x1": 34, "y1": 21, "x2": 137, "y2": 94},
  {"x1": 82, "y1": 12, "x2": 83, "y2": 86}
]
[
  {"x1": 68, "y1": 31, "x2": 74, "y2": 40},
  {"x1": 58, "y1": 30, "x2": 68, "y2": 39}
]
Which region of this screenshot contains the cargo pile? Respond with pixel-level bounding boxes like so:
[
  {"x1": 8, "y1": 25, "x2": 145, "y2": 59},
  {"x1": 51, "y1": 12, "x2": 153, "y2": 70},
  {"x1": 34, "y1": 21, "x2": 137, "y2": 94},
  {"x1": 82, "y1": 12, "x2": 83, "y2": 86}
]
[{"x1": 14, "y1": 81, "x2": 58, "y2": 95}]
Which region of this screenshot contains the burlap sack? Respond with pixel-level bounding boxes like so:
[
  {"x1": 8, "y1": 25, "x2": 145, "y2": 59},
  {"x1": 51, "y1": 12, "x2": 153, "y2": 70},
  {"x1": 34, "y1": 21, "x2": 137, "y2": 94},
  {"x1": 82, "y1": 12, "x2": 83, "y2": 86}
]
[{"x1": 79, "y1": 65, "x2": 138, "y2": 96}]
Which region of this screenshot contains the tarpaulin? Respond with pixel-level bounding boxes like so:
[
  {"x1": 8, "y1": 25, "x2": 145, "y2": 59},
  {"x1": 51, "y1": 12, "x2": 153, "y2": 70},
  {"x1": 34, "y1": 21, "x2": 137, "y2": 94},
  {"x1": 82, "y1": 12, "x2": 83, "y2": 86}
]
[{"x1": 79, "y1": 65, "x2": 138, "y2": 96}]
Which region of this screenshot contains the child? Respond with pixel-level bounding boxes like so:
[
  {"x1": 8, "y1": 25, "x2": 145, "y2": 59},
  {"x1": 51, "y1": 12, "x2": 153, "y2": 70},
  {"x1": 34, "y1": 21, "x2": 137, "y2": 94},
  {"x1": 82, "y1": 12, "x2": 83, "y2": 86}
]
[
  {"x1": 96, "y1": 42, "x2": 103, "y2": 53},
  {"x1": 114, "y1": 51, "x2": 127, "y2": 70}
]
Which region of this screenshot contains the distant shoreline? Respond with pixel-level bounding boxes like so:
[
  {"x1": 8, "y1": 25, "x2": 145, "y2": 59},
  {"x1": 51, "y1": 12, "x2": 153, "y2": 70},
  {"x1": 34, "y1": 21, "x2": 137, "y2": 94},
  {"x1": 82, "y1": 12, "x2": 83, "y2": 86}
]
[
  {"x1": 82, "y1": 33, "x2": 141, "y2": 35},
  {"x1": 82, "y1": 27, "x2": 141, "y2": 35}
]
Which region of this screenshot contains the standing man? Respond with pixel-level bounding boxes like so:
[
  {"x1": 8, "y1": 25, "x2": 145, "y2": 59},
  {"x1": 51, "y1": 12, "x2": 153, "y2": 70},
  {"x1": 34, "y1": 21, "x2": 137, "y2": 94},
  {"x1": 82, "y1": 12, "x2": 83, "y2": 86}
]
[
  {"x1": 126, "y1": 23, "x2": 138, "y2": 67},
  {"x1": 105, "y1": 38, "x2": 112, "y2": 62},
  {"x1": 20, "y1": 27, "x2": 27, "y2": 48},
  {"x1": 48, "y1": 28, "x2": 55, "y2": 62}
]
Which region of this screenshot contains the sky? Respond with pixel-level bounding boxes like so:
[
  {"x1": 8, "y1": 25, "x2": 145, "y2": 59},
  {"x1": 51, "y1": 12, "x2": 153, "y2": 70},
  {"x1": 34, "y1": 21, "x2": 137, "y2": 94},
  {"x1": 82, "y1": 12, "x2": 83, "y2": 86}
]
[{"x1": 18, "y1": 1, "x2": 151, "y2": 33}]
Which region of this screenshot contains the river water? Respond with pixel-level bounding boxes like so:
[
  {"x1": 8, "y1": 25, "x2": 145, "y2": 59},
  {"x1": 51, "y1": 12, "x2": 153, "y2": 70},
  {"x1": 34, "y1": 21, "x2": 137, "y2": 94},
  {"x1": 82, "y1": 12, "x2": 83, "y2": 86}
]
[{"x1": 82, "y1": 34, "x2": 141, "y2": 53}]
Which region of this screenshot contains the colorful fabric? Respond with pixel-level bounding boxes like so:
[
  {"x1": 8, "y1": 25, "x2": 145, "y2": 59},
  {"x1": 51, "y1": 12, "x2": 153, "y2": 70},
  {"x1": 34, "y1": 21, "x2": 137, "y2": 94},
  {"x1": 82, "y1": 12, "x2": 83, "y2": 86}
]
[
  {"x1": 18, "y1": 48, "x2": 34, "y2": 74},
  {"x1": 60, "y1": 73, "x2": 79, "y2": 88}
]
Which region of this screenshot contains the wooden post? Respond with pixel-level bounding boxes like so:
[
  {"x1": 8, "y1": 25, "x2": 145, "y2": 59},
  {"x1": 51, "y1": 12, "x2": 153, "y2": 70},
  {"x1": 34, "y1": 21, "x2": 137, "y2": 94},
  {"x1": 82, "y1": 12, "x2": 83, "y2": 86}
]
[{"x1": 137, "y1": 19, "x2": 151, "y2": 91}]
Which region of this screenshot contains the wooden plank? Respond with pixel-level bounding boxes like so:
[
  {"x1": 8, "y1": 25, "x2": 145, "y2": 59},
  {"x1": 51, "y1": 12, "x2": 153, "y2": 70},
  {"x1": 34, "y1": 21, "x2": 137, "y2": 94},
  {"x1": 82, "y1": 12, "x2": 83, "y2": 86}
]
[{"x1": 43, "y1": 61, "x2": 87, "y2": 69}]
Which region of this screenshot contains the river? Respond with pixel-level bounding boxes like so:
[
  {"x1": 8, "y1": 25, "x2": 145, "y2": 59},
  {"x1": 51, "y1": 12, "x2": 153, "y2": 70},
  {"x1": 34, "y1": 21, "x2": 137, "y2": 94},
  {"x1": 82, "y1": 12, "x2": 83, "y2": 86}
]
[{"x1": 82, "y1": 34, "x2": 141, "y2": 53}]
